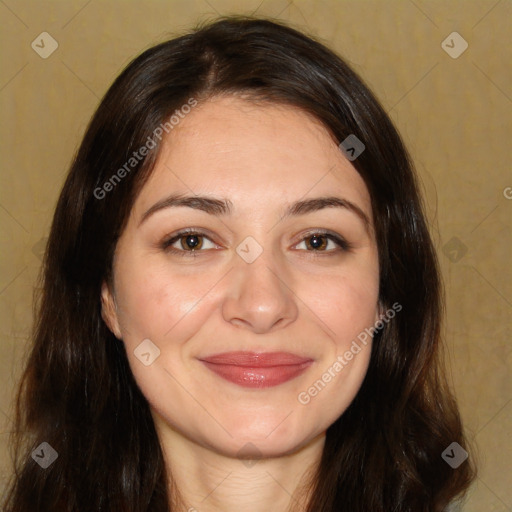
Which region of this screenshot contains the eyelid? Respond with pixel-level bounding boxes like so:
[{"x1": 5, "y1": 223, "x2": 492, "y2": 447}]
[
  {"x1": 161, "y1": 228, "x2": 221, "y2": 252},
  {"x1": 161, "y1": 227, "x2": 352, "y2": 257},
  {"x1": 291, "y1": 228, "x2": 353, "y2": 252}
]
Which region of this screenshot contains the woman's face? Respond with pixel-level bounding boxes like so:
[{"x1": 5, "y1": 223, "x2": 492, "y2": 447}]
[{"x1": 102, "y1": 96, "x2": 381, "y2": 459}]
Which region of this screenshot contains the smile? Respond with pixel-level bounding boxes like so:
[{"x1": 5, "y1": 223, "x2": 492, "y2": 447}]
[{"x1": 198, "y1": 351, "x2": 314, "y2": 388}]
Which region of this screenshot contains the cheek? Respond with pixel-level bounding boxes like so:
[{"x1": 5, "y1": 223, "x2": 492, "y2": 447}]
[
  {"x1": 297, "y1": 264, "x2": 379, "y2": 420},
  {"x1": 113, "y1": 261, "x2": 217, "y2": 347},
  {"x1": 307, "y1": 268, "x2": 380, "y2": 344},
  {"x1": 296, "y1": 272, "x2": 377, "y2": 424}
]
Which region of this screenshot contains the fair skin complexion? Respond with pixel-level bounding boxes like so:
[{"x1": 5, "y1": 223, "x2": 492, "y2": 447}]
[{"x1": 101, "y1": 96, "x2": 381, "y2": 512}]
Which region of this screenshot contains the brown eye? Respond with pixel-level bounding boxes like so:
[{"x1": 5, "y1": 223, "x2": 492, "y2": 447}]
[
  {"x1": 305, "y1": 234, "x2": 328, "y2": 251},
  {"x1": 161, "y1": 230, "x2": 218, "y2": 256},
  {"x1": 179, "y1": 234, "x2": 203, "y2": 251},
  {"x1": 294, "y1": 231, "x2": 352, "y2": 253}
]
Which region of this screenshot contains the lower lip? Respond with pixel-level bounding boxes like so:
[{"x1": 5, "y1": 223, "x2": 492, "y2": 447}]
[{"x1": 200, "y1": 361, "x2": 313, "y2": 388}]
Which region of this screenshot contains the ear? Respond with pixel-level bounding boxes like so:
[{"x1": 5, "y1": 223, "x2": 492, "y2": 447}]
[
  {"x1": 374, "y1": 299, "x2": 385, "y2": 324},
  {"x1": 101, "y1": 281, "x2": 122, "y2": 339}
]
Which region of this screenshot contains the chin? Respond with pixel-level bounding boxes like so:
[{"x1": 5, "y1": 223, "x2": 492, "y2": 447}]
[
  {"x1": 204, "y1": 414, "x2": 322, "y2": 460},
  {"x1": 204, "y1": 433, "x2": 312, "y2": 462}
]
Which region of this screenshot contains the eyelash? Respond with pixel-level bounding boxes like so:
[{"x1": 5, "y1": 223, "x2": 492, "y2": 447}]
[{"x1": 160, "y1": 228, "x2": 353, "y2": 258}]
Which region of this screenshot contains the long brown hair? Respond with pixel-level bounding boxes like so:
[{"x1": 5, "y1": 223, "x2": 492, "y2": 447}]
[{"x1": 3, "y1": 16, "x2": 475, "y2": 511}]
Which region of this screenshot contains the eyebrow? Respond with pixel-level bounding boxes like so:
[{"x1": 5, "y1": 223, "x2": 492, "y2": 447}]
[{"x1": 139, "y1": 193, "x2": 371, "y2": 232}]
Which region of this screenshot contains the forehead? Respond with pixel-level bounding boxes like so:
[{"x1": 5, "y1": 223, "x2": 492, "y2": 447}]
[{"x1": 132, "y1": 96, "x2": 372, "y2": 223}]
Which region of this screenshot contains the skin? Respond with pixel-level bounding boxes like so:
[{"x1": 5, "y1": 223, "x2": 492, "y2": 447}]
[{"x1": 101, "y1": 95, "x2": 381, "y2": 512}]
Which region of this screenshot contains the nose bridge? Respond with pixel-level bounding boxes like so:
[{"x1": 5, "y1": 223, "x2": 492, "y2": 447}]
[
  {"x1": 237, "y1": 247, "x2": 282, "y2": 297},
  {"x1": 221, "y1": 242, "x2": 298, "y2": 333}
]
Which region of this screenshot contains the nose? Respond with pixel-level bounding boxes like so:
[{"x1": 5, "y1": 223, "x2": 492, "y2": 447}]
[{"x1": 221, "y1": 251, "x2": 299, "y2": 334}]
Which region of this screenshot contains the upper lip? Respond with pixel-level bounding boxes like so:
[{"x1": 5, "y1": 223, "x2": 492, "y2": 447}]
[{"x1": 199, "y1": 351, "x2": 313, "y2": 367}]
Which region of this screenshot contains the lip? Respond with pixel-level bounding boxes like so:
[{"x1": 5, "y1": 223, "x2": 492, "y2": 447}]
[{"x1": 199, "y1": 351, "x2": 313, "y2": 388}]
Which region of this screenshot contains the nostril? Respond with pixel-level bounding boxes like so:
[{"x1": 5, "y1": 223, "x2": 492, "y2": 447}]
[{"x1": 231, "y1": 318, "x2": 249, "y2": 329}]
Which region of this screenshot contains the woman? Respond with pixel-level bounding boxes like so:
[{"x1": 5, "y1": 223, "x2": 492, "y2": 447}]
[{"x1": 3, "y1": 16, "x2": 475, "y2": 512}]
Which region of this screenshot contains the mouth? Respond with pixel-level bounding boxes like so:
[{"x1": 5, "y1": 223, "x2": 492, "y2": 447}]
[{"x1": 198, "y1": 351, "x2": 314, "y2": 388}]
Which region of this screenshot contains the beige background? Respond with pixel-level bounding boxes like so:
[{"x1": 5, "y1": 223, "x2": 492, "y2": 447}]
[{"x1": 0, "y1": 0, "x2": 510, "y2": 509}]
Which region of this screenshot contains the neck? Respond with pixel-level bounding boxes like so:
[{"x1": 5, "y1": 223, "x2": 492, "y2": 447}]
[{"x1": 154, "y1": 418, "x2": 325, "y2": 512}]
